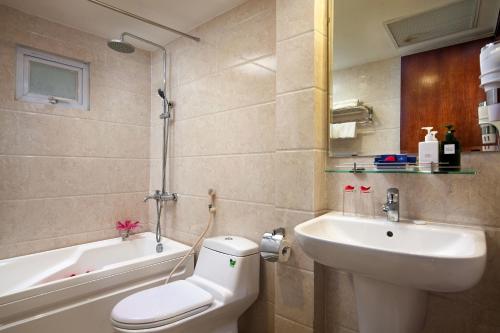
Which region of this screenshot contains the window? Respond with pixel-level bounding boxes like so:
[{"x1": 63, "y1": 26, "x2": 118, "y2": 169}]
[{"x1": 16, "y1": 46, "x2": 89, "y2": 110}]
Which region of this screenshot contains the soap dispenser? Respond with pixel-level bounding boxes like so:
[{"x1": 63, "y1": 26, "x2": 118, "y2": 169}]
[
  {"x1": 418, "y1": 127, "x2": 439, "y2": 169},
  {"x1": 440, "y1": 124, "x2": 461, "y2": 170}
]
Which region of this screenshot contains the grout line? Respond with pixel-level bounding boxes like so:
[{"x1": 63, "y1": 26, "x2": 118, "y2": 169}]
[
  {"x1": 167, "y1": 151, "x2": 275, "y2": 159},
  {"x1": 149, "y1": 99, "x2": 276, "y2": 127},
  {"x1": 0, "y1": 191, "x2": 148, "y2": 203},
  {"x1": 275, "y1": 314, "x2": 314, "y2": 329},
  {"x1": 276, "y1": 148, "x2": 326, "y2": 153},
  {"x1": 0, "y1": 154, "x2": 150, "y2": 160},
  {"x1": 276, "y1": 87, "x2": 315, "y2": 97},
  {"x1": 316, "y1": 29, "x2": 327, "y2": 39},
  {"x1": 274, "y1": 206, "x2": 320, "y2": 214},
  {"x1": 168, "y1": 52, "x2": 275, "y2": 90},
  {"x1": 278, "y1": 29, "x2": 327, "y2": 44},
  {"x1": 0, "y1": 108, "x2": 151, "y2": 128},
  {"x1": 276, "y1": 85, "x2": 326, "y2": 96},
  {"x1": 277, "y1": 29, "x2": 315, "y2": 44},
  {"x1": 171, "y1": 100, "x2": 276, "y2": 124},
  {"x1": 274, "y1": 206, "x2": 319, "y2": 214},
  {"x1": 174, "y1": 193, "x2": 275, "y2": 208}
]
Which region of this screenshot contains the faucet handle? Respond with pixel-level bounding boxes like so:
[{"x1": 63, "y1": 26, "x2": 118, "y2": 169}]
[{"x1": 386, "y1": 188, "x2": 399, "y2": 203}]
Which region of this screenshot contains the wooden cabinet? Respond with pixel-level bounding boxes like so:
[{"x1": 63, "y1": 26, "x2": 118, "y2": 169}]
[{"x1": 400, "y1": 38, "x2": 492, "y2": 153}]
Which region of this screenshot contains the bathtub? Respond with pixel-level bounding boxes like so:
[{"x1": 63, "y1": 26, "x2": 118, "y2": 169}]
[{"x1": 0, "y1": 232, "x2": 194, "y2": 333}]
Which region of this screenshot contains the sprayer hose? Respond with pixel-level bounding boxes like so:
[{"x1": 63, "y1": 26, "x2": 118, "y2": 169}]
[{"x1": 165, "y1": 208, "x2": 215, "y2": 283}]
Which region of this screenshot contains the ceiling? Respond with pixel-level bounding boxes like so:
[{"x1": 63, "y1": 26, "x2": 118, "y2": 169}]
[
  {"x1": 333, "y1": 0, "x2": 500, "y2": 70},
  {"x1": 0, "y1": 0, "x2": 248, "y2": 50}
]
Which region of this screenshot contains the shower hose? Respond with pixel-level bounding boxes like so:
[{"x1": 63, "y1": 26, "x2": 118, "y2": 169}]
[
  {"x1": 155, "y1": 200, "x2": 163, "y2": 244},
  {"x1": 165, "y1": 202, "x2": 216, "y2": 283}
]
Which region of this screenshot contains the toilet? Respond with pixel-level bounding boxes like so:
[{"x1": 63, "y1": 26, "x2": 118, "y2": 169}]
[{"x1": 111, "y1": 236, "x2": 260, "y2": 333}]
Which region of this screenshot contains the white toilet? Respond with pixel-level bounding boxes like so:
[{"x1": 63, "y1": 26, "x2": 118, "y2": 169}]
[{"x1": 111, "y1": 236, "x2": 260, "y2": 333}]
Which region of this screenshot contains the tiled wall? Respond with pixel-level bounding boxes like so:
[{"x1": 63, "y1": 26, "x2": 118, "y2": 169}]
[
  {"x1": 149, "y1": 0, "x2": 328, "y2": 332},
  {"x1": 274, "y1": 0, "x2": 328, "y2": 332},
  {"x1": 330, "y1": 57, "x2": 401, "y2": 156},
  {"x1": 149, "y1": 0, "x2": 277, "y2": 331},
  {"x1": 0, "y1": 6, "x2": 151, "y2": 259}
]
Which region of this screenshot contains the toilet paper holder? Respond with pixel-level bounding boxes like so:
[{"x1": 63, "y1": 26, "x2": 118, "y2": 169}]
[{"x1": 260, "y1": 227, "x2": 291, "y2": 262}]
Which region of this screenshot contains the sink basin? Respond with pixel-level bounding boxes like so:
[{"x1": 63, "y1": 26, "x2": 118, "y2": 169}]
[
  {"x1": 295, "y1": 212, "x2": 487, "y2": 333},
  {"x1": 295, "y1": 212, "x2": 486, "y2": 292}
]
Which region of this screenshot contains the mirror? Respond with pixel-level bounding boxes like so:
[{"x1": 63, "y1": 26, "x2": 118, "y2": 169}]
[{"x1": 328, "y1": 0, "x2": 500, "y2": 157}]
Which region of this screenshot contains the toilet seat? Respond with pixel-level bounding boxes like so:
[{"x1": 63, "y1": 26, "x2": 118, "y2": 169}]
[{"x1": 111, "y1": 280, "x2": 214, "y2": 330}]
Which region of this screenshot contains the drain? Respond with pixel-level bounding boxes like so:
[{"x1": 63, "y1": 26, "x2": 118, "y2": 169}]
[{"x1": 386, "y1": 231, "x2": 394, "y2": 237}]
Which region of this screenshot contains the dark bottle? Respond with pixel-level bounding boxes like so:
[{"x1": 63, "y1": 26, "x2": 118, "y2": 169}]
[{"x1": 439, "y1": 125, "x2": 461, "y2": 171}]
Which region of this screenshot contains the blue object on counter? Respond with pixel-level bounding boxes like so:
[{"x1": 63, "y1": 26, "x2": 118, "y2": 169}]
[{"x1": 374, "y1": 154, "x2": 417, "y2": 169}]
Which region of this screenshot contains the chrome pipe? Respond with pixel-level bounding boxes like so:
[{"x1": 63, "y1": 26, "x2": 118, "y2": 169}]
[
  {"x1": 120, "y1": 32, "x2": 167, "y2": 101},
  {"x1": 88, "y1": 0, "x2": 200, "y2": 42},
  {"x1": 112, "y1": 32, "x2": 177, "y2": 250},
  {"x1": 120, "y1": 33, "x2": 169, "y2": 195}
]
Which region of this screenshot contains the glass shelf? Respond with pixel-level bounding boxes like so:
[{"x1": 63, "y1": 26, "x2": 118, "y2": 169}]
[
  {"x1": 326, "y1": 162, "x2": 477, "y2": 175},
  {"x1": 325, "y1": 168, "x2": 477, "y2": 175}
]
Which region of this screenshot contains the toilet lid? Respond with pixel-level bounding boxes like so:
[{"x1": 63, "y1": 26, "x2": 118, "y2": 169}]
[{"x1": 111, "y1": 280, "x2": 213, "y2": 329}]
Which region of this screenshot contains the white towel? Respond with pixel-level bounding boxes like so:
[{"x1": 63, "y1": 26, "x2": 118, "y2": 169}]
[
  {"x1": 332, "y1": 99, "x2": 360, "y2": 110},
  {"x1": 330, "y1": 122, "x2": 357, "y2": 139}
]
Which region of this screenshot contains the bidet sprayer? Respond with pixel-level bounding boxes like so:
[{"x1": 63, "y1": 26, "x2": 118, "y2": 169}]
[{"x1": 208, "y1": 189, "x2": 216, "y2": 214}]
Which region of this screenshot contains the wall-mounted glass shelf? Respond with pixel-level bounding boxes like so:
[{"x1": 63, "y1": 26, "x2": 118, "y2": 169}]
[
  {"x1": 326, "y1": 162, "x2": 477, "y2": 175},
  {"x1": 326, "y1": 168, "x2": 477, "y2": 175}
]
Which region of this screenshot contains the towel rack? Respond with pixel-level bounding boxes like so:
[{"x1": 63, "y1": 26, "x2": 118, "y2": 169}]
[{"x1": 331, "y1": 105, "x2": 373, "y2": 125}]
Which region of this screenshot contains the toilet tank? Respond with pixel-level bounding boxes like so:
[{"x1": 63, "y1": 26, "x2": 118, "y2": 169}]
[{"x1": 191, "y1": 236, "x2": 259, "y2": 301}]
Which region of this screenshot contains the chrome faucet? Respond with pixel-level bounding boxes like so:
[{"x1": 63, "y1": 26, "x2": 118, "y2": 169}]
[
  {"x1": 382, "y1": 188, "x2": 399, "y2": 222},
  {"x1": 144, "y1": 190, "x2": 178, "y2": 203}
]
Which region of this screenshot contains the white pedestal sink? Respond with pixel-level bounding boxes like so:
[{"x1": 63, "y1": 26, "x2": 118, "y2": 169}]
[{"x1": 295, "y1": 212, "x2": 486, "y2": 333}]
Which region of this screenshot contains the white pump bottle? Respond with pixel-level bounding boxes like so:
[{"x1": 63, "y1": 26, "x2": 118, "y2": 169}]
[{"x1": 418, "y1": 127, "x2": 439, "y2": 168}]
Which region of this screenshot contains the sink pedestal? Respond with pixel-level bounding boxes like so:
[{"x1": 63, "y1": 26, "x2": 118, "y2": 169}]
[{"x1": 353, "y1": 275, "x2": 427, "y2": 333}]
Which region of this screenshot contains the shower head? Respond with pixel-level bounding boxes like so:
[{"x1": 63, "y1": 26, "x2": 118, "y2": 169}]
[{"x1": 107, "y1": 38, "x2": 135, "y2": 54}]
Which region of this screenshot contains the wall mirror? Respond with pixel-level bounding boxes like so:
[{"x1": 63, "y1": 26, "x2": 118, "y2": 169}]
[{"x1": 328, "y1": 0, "x2": 500, "y2": 157}]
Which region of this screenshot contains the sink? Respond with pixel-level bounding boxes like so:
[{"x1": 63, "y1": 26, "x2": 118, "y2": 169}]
[{"x1": 295, "y1": 212, "x2": 486, "y2": 333}]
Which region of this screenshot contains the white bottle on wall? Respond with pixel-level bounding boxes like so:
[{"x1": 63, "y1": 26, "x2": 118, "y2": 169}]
[{"x1": 418, "y1": 127, "x2": 439, "y2": 169}]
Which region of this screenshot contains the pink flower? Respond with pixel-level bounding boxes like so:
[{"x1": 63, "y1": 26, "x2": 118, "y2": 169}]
[{"x1": 116, "y1": 220, "x2": 140, "y2": 231}]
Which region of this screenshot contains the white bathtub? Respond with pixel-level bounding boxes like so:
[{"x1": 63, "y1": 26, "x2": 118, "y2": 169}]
[{"x1": 0, "y1": 232, "x2": 194, "y2": 333}]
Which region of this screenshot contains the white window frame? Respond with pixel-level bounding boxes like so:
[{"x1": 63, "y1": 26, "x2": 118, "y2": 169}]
[{"x1": 16, "y1": 46, "x2": 89, "y2": 110}]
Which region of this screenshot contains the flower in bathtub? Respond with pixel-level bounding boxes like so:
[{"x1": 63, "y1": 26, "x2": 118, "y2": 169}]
[
  {"x1": 116, "y1": 220, "x2": 140, "y2": 240},
  {"x1": 116, "y1": 220, "x2": 140, "y2": 231}
]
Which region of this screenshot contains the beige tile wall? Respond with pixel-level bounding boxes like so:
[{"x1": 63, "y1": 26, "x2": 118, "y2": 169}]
[
  {"x1": 274, "y1": 0, "x2": 328, "y2": 332},
  {"x1": 149, "y1": 1, "x2": 329, "y2": 332},
  {"x1": 330, "y1": 57, "x2": 401, "y2": 156},
  {"x1": 149, "y1": 0, "x2": 278, "y2": 331},
  {"x1": 0, "y1": 5, "x2": 151, "y2": 259}
]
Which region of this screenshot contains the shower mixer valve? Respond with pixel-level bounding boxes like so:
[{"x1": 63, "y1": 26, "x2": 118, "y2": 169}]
[{"x1": 144, "y1": 190, "x2": 178, "y2": 203}]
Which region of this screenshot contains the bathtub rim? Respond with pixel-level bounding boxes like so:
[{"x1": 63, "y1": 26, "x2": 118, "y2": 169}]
[{"x1": 0, "y1": 232, "x2": 191, "y2": 305}]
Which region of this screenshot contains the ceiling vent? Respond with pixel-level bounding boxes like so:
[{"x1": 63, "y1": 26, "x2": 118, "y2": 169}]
[{"x1": 385, "y1": 0, "x2": 480, "y2": 48}]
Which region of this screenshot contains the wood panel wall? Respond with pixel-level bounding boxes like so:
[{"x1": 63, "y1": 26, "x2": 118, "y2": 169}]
[{"x1": 400, "y1": 38, "x2": 492, "y2": 153}]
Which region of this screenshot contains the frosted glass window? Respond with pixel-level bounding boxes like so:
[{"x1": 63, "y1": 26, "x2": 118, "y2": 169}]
[
  {"x1": 28, "y1": 61, "x2": 79, "y2": 100},
  {"x1": 16, "y1": 46, "x2": 89, "y2": 110}
]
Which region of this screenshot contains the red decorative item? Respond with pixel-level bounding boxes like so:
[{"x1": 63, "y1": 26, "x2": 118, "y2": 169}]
[
  {"x1": 383, "y1": 155, "x2": 397, "y2": 162},
  {"x1": 116, "y1": 220, "x2": 141, "y2": 240},
  {"x1": 344, "y1": 185, "x2": 355, "y2": 192},
  {"x1": 360, "y1": 186, "x2": 371, "y2": 193},
  {"x1": 116, "y1": 220, "x2": 140, "y2": 231}
]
